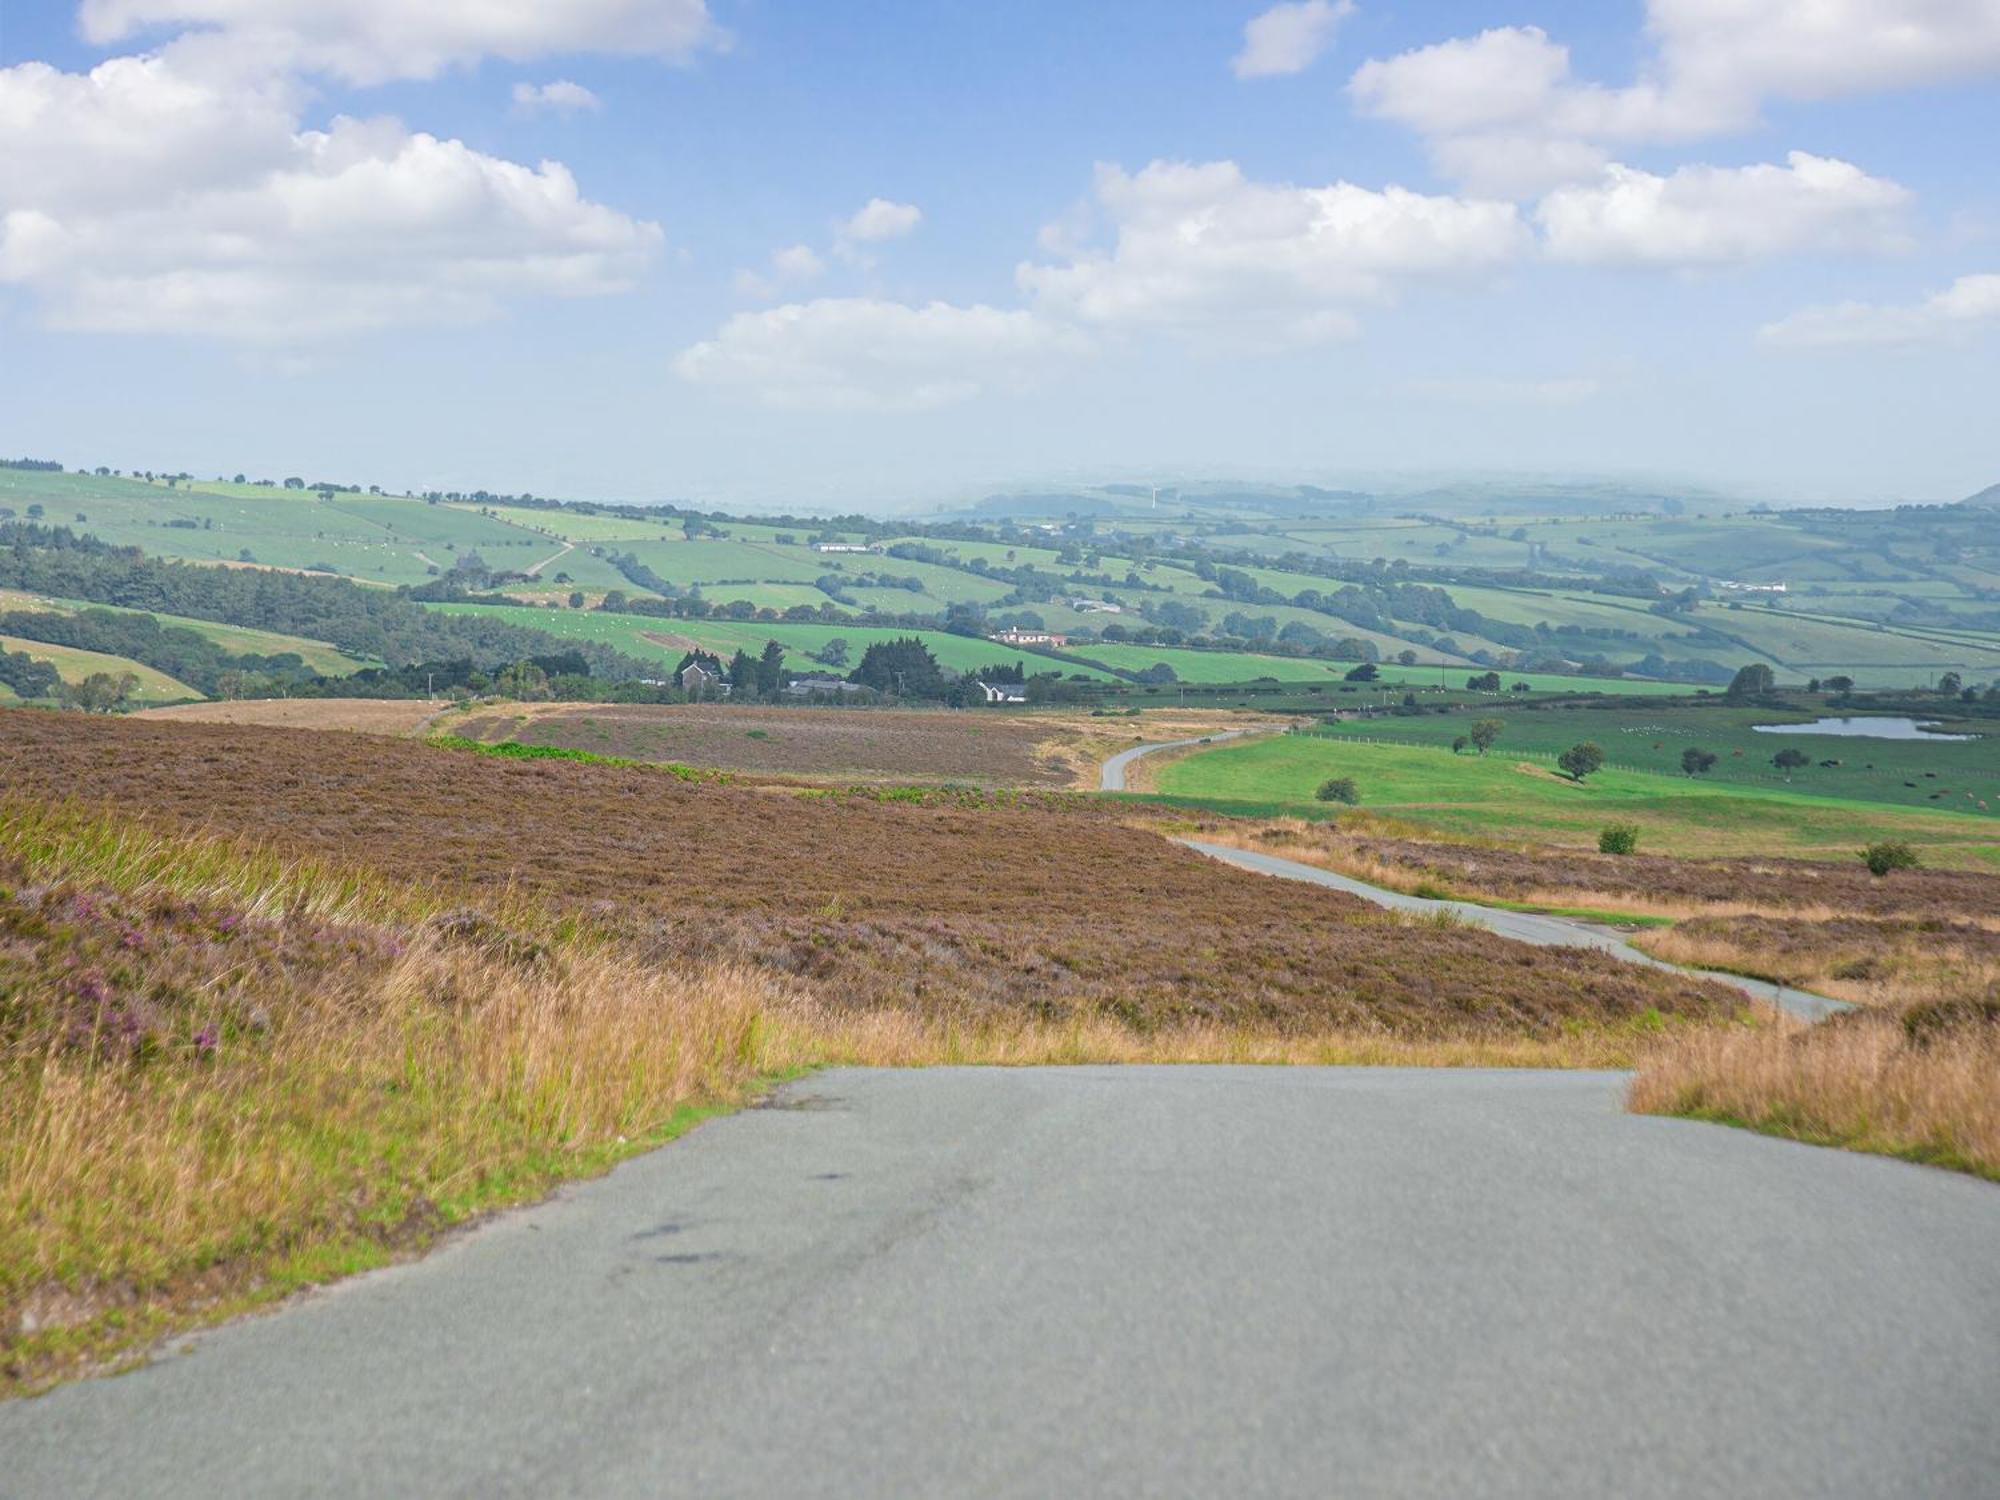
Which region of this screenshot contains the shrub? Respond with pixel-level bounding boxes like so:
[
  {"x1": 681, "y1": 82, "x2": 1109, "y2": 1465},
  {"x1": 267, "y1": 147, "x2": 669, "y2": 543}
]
[
  {"x1": 1598, "y1": 823, "x2": 1641, "y2": 855},
  {"x1": 1315, "y1": 776, "x2": 1360, "y2": 805},
  {"x1": 1860, "y1": 841, "x2": 1920, "y2": 878}
]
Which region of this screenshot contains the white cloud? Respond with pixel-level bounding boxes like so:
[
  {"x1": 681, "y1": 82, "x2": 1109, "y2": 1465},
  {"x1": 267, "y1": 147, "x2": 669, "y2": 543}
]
[
  {"x1": 1016, "y1": 159, "x2": 1529, "y2": 343},
  {"x1": 0, "y1": 58, "x2": 661, "y2": 344},
  {"x1": 0, "y1": 55, "x2": 298, "y2": 212},
  {"x1": 674, "y1": 298, "x2": 1089, "y2": 411},
  {"x1": 78, "y1": 0, "x2": 726, "y2": 85},
  {"x1": 512, "y1": 79, "x2": 601, "y2": 116},
  {"x1": 1759, "y1": 272, "x2": 2000, "y2": 349},
  {"x1": 1646, "y1": 0, "x2": 2000, "y2": 114},
  {"x1": 838, "y1": 198, "x2": 923, "y2": 245},
  {"x1": 732, "y1": 242, "x2": 825, "y2": 300},
  {"x1": 1232, "y1": 0, "x2": 1353, "y2": 80},
  {"x1": 1537, "y1": 153, "x2": 1911, "y2": 268},
  {"x1": 1350, "y1": 5, "x2": 2000, "y2": 197}
]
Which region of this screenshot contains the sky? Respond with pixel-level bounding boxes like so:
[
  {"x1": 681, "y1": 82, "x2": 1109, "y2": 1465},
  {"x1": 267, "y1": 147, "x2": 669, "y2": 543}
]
[{"x1": 1, "y1": 0, "x2": 1997, "y2": 510}]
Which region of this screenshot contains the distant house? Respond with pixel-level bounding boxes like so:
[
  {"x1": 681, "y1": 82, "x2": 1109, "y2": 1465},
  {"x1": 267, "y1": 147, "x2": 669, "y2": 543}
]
[
  {"x1": 679, "y1": 659, "x2": 729, "y2": 696},
  {"x1": 783, "y1": 674, "x2": 867, "y2": 698},
  {"x1": 989, "y1": 628, "x2": 1068, "y2": 647},
  {"x1": 811, "y1": 541, "x2": 882, "y2": 554},
  {"x1": 1069, "y1": 598, "x2": 1122, "y2": 613},
  {"x1": 979, "y1": 681, "x2": 1027, "y2": 704},
  {"x1": 1719, "y1": 580, "x2": 1788, "y2": 594}
]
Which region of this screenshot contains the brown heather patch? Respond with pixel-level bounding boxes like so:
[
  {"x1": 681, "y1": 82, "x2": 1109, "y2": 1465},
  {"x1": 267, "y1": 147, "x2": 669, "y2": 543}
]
[
  {"x1": 1630, "y1": 1001, "x2": 2000, "y2": 1182},
  {"x1": 0, "y1": 713, "x2": 1738, "y2": 1040},
  {"x1": 450, "y1": 702, "x2": 1084, "y2": 786},
  {"x1": 1194, "y1": 816, "x2": 2000, "y2": 924}
]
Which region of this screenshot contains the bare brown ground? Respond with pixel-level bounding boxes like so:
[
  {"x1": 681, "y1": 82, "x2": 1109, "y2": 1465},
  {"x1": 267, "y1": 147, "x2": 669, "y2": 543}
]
[{"x1": 133, "y1": 698, "x2": 447, "y2": 736}]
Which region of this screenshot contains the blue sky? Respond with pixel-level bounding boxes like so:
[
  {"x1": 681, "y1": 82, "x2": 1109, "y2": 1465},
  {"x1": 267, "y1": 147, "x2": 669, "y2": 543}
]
[{"x1": 2, "y1": 1, "x2": 1997, "y2": 509}]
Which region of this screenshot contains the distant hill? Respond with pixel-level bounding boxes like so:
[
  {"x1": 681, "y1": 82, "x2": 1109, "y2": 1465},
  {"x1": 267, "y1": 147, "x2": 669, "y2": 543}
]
[{"x1": 1959, "y1": 483, "x2": 2000, "y2": 508}]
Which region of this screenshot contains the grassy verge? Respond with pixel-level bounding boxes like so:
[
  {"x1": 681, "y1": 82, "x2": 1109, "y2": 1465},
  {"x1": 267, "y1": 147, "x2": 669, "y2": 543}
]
[{"x1": 1629, "y1": 1004, "x2": 2000, "y2": 1182}]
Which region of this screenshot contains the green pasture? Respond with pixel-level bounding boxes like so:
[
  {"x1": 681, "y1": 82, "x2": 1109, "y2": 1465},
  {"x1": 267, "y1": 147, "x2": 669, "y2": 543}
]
[
  {"x1": 1150, "y1": 732, "x2": 2000, "y2": 866},
  {"x1": 1292, "y1": 703, "x2": 1999, "y2": 814}
]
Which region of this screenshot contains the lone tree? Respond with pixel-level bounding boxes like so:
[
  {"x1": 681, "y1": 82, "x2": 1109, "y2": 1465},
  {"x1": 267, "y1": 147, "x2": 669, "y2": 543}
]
[
  {"x1": 1469, "y1": 718, "x2": 1504, "y2": 756},
  {"x1": 1451, "y1": 735, "x2": 1469, "y2": 754},
  {"x1": 1557, "y1": 741, "x2": 1606, "y2": 782},
  {"x1": 1466, "y1": 671, "x2": 1502, "y2": 691},
  {"x1": 1315, "y1": 776, "x2": 1360, "y2": 805},
  {"x1": 1344, "y1": 662, "x2": 1379, "y2": 682},
  {"x1": 1771, "y1": 747, "x2": 1810, "y2": 779},
  {"x1": 1725, "y1": 663, "x2": 1776, "y2": 700},
  {"x1": 1681, "y1": 747, "x2": 1718, "y2": 776}
]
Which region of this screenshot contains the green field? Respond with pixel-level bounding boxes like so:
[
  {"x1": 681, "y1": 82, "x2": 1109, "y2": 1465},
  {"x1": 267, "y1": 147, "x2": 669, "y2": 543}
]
[
  {"x1": 0, "y1": 635, "x2": 200, "y2": 703},
  {"x1": 1150, "y1": 732, "x2": 2000, "y2": 866},
  {"x1": 1291, "y1": 704, "x2": 2000, "y2": 814},
  {"x1": 0, "y1": 587, "x2": 370, "y2": 676}
]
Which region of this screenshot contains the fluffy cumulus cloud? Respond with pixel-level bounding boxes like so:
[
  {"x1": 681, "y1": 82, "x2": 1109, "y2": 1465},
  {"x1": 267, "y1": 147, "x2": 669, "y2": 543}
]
[
  {"x1": 837, "y1": 198, "x2": 923, "y2": 245},
  {"x1": 1232, "y1": 0, "x2": 1353, "y2": 80},
  {"x1": 511, "y1": 79, "x2": 601, "y2": 115},
  {"x1": 1016, "y1": 160, "x2": 1529, "y2": 343},
  {"x1": 1350, "y1": 4, "x2": 2000, "y2": 196},
  {"x1": 673, "y1": 298, "x2": 1088, "y2": 411},
  {"x1": 77, "y1": 0, "x2": 725, "y2": 85},
  {"x1": 1759, "y1": 273, "x2": 2000, "y2": 349},
  {"x1": 1537, "y1": 152, "x2": 1911, "y2": 268},
  {"x1": 0, "y1": 56, "x2": 660, "y2": 343}
]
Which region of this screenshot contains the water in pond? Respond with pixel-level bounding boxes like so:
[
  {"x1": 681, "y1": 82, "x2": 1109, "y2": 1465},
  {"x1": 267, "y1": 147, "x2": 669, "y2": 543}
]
[{"x1": 1750, "y1": 716, "x2": 1975, "y2": 741}]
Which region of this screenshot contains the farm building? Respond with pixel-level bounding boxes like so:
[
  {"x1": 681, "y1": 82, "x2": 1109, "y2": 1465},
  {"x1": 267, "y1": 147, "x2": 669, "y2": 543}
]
[
  {"x1": 990, "y1": 628, "x2": 1068, "y2": 647},
  {"x1": 678, "y1": 660, "x2": 730, "y2": 695}
]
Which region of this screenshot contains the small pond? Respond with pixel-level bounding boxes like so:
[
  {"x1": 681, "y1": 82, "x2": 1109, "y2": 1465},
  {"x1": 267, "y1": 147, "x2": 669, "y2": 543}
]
[{"x1": 1750, "y1": 716, "x2": 1976, "y2": 741}]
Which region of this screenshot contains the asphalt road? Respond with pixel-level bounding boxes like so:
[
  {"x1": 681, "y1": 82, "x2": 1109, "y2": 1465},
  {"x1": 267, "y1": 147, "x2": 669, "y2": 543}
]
[
  {"x1": 1097, "y1": 730, "x2": 1245, "y2": 791},
  {"x1": 1182, "y1": 839, "x2": 1849, "y2": 1022},
  {"x1": 5, "y1": 1067, "x2": 1994, "y2": 1499}
]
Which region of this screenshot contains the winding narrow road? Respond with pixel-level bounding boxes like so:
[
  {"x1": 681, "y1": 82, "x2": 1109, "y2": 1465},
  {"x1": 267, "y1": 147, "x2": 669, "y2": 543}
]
[
  {"x1": 1097, "y1": 729, "x2": 1246, "y2": 791},
  {"x1": 1107, "y1": 734, "x2": 1846, "y2": 1021}
]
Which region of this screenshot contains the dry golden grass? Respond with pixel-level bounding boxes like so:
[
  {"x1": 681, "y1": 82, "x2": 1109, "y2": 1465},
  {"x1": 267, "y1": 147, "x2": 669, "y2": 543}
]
[
  {"x1": 1632, "y1": 923, "x2": 2000, "y2": 1009},
  {"x1": 133, "y1": 697, "x2": 448, "y2": 736},
  {"x1": 1629, "y1": 1011, "x2": 2000, "y2": 1182}
]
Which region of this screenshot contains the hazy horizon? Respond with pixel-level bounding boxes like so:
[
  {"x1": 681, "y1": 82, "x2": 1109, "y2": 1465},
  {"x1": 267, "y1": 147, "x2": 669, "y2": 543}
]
[{"x1": 4, "y1": 2, "x2": 1998, "y2": 506}]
